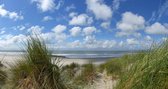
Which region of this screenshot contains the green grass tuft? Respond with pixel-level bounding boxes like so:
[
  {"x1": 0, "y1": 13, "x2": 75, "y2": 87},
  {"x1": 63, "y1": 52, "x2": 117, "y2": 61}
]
[
  {"x1": 115, "y1": 41, "x2": 168, "y2": 89},
  {"x1": 9, "y1": 36, "x2": 69, "y2": 89}
]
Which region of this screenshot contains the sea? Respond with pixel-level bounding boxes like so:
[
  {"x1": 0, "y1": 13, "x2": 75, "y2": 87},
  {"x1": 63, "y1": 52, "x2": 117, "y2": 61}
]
[
  {"x1": 0, "y1": 50, "x2": 136, "y2": 61},
  {"x1": 0, "y1": 50, "x2": 142, "y2": 66}
]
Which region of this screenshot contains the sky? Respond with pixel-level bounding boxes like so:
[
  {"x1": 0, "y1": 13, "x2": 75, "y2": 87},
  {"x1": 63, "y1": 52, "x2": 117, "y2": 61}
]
[{"x1": 0, "y1": 0, "x2": 168, "y2": 50}]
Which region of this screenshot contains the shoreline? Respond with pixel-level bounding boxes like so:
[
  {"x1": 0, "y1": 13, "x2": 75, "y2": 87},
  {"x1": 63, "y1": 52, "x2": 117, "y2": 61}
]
[{"x1": 0, "y1": 54, "x2": 113, "y2": 68}]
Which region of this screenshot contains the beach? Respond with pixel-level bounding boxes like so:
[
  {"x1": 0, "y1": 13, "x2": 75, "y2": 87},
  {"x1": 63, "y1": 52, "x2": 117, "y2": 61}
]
[
  {"x1": 0, "y1": 51, "x2": 129, "y2": 68},
  {"x1": 0, "y1": 55, "x2": 111, "y2": 69},
  {"x1": 0, "y1": 52, "x2": 117, "y2": 89}
]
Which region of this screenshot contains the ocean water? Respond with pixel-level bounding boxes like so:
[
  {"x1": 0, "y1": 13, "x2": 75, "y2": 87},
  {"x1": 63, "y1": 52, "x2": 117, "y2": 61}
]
[
  {"x1": 52, "y1": 50, "x2": 136, "y2": 60},
  {"x1": 0, "y1": 50, "x2": 135, "y2": 60}
]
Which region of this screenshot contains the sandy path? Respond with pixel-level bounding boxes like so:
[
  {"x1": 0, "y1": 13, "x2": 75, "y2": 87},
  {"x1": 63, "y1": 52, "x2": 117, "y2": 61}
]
[{"x1": 84, "y1": 72, "x2": 117, "y2": 89}]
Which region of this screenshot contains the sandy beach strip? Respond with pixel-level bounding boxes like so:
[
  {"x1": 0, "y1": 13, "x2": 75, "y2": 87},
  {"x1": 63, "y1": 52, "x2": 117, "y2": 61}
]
[{"x1": 0, "y1": 54, "x2": 107, "y2": 68}]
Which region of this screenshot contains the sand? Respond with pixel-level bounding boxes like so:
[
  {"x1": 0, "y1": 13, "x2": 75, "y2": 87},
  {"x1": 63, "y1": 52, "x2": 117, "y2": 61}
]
[{"x1": 0, "y1": 54, "x2": 106, "y2": 68}]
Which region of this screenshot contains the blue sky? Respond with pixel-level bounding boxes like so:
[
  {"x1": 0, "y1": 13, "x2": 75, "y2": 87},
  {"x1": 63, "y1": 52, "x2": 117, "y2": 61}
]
[{"x1": 0, "y1": 0, "x2": 168, "y2": 50}]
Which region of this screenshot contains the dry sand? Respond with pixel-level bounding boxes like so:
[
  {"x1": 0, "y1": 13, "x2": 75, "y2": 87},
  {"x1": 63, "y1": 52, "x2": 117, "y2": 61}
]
[{"x1": 0, "y1": 54, "x2": 106, "y2": 68}]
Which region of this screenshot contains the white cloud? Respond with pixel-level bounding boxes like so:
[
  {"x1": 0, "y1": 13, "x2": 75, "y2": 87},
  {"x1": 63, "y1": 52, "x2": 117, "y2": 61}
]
[
  {"x1": 0, "y1": 34, "x2": 27, "y2": 50},
  {"x1": 145, "y1": 35, "x2": 152, "y2": 41},
  {"x1": 83, "y1": 36, "x2": 117, "y2": 48},
  {"x1": 41, "y1": 32, "x2": 55, "y2": 42},
  {"x1": 52, "y1": 24, "x2": 66, "y2": 34},
  {"x1": 83, "y1": 26, "x2": 97, "y2": 36},
  {"x1": 19, "y1": 26, "x2": 26, "y2": 31},
  {"x1": 17, "y1": 25, "x2": 26, "y2": 31},
  {"x1": 69, "y1": 12, "x2": 78, "y2": 18},
  {"x1": 32, "y1": 0, "x2": 56, "y2": 12},
  {"x1": 101, "y1": 21, "x2": 110, "y2": 29},
  {"x1": 70, "y1": 27, "x2": 81, "y2": 37},
  {"x1": 116, "y1": 12, "x2": 145, "y2": 37},
  {"x1": 55, "y1": 33, "x2": 67, "y2": 42},
  {"x1": 116, "y1": 31, "x2": 141, "y2": 37},
  {"x1": 117, "y1": 12, "x2": 145, "y2": 31},
  {"x1": 0, "y1": 31, "x2": 5, "y2": 34},
  {"x1": 86, "y1": 0, "x2": 112, "y2": 20},
  {"x1": 101, "y1": 40, "x2": 117, "y2": 48},
  {"x1": 27, "y1": 25, "x2": 44, "y2": 34},
  {"x1": 55, "y1": 0, "x2": 64, "y2": 10},
  {"x1": 157, "y1": 0, "x2": 168, "y2": 20},
  {"x1": 112, "y1": 0, "x2": 120, "y2": 11},
  {"x1": 65, "y1": 4, "x2": 76, "y2": 12},
  {"x1": 0, "y1": 4, "x2": 23, "y2": 20},
  {"x1": 119, "y1": 41, "x2": 124, "y2": 47},
  {"x1": 68, "y1": 40, "x2": 81, "y2": 48},
  {"x1": 145, "y1": 22, "x2": 168, "y2": 34},
  {"x1": 52, "y1": 24, "x2": 67, "y2": 42},
  {"x1": 0, "y1": 5, "x2": 8, "y2": 16},
  {"x1": 42, "y1": 16, "x2": 53, "y2": 21},
  {"x1": 0, "y1": 27, "x2": 5, "y2": 34},
  {"x1": 84, "y1": 36, "x2": 97, "y2": 45},
  {"x1": 69, "y1": 14, "x2": 93, "y2": 26},
  {"x1": 126, "y1": 38, "x2": 139, "y2": 45}
]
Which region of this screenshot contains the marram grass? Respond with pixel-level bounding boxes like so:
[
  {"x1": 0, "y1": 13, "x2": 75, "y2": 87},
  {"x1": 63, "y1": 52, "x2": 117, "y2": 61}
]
[
  {"x1": 115, "y1": 41, "x2": 168, "y2": 89},
  {"x1": 8, "y1": 36, "x2": 70, "y2": 89},
  {"x1": 0, "y1": 68, "x2": 6, "y2": 88}
]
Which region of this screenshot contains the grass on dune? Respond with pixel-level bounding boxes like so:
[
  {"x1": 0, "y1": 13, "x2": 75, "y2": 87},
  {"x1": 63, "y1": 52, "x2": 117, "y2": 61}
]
[
  {"x1": 99, "y1": 52, "x2": 146, "y2": 78},
  {"x1": 115, "y1": 41, "x2": 168, "y2": 89},
  {"x1": 62, "y1": 62, "x2": 80, "y2": 79},
  {"x1": 0, "y1": 68, "x2": 6, "y2": 88},
  {"x1": 8, "y1": 36, "x2": 69, "y2": 89},
  {"x1": 73, "y1": 63, "x2": 97, "y2": 88}
]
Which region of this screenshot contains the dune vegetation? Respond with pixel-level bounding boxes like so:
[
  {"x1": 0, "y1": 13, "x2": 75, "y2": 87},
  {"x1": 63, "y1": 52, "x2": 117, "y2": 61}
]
[
  {"x1": 99, "y1": 40, "x2": 168, "y2": 89},
  {"x1": 115, "y1": 41, "x2": 168, "y2": 89},
  {"x1": 0, "y1": 35, "x2": 167, "y2": 89},
  {"x1": 5, "y1": 36, "x2": 69, "y2": 89},
  {"x1": 0, "y1": 63, "x2": 6, "y2": 89}
]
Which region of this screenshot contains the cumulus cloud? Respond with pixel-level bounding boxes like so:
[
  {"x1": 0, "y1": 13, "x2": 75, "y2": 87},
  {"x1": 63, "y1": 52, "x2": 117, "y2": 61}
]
[
  {"x1": 101, "y1": 21, "x2": 110, "y2": 29},
  {"x1": 116, "y1": 31, "x2": 141, "y2": 37},
  {"x1": 101, "y1": 40, "x2": 117, "y2": 48},
  {"x1": 126, "y1": 38, "x2": 139, "y2": 45},
  {"x1": 68, "y1": 40, "x2": 81, "y2": 48},
  {"x1": 27, "y1": 25, "x2": 44, "y2": 34},
  {"x1": 0, "y1": 4, "x2": 23, "y2": 20},
  {"x1": 69, "y1": 14, "x2": 93, "y2": 26},
  {"x1": 145, "y1": 22, "x2": 168, "y2": 34},
  {"x1": 83, "y1": 26, "x2": 97, "y2": 36},
  {"x1": 70, "y1": 27, "x2": 81, "y2": 37},
  {"x1": 52, "y1": 24, "x2": 66, "y2": 34},
  {"x1": 42, "y1": 16, "x2": 53, "y2": 21},
  {"x1": 69, "y1": 12, "x2": 78, "y2": 18},
  {"x1": 52, "y1": 24, "x2": 67, "y2": 42},
  {"x1": 0, "y1": 34, "x2": 27, "y2": 50},
  {"x1": 83, "y1": 36, "x2": 117, "y2": 48},
  {"x1": 116, "y1": 12, "x2": 145, "y2": 37},
  {"x1": 40, "y1": 32, "x2": 55, "y2": 42},
  {"x1": 86, "y1": 0, "x2": 112, "y2": 20},
  {"x1": 32, "y1": 0, "x2": 56, "y2": 12},
  {"x1": 145, "y1": 35, "x2": 152, "y2": 41}
]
